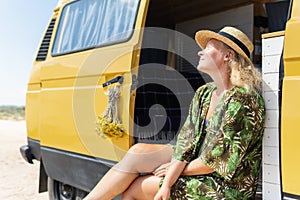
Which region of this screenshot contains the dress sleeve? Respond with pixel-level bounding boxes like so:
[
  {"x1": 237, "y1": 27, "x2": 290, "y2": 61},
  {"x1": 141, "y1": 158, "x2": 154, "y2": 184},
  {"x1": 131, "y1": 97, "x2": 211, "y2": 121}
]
[
  {"x1": 199, "y1": 92, "x2": 261, "y2": 180},
  {"x1": 172, "y1": 86, "x2": 206, "y2": 163}
]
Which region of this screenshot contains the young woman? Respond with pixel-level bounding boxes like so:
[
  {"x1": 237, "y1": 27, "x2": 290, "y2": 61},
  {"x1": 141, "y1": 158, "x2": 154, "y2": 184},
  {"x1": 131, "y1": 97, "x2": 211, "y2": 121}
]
[{"x1": 84, "y1": 26, "x2": 265, "y2": 200}]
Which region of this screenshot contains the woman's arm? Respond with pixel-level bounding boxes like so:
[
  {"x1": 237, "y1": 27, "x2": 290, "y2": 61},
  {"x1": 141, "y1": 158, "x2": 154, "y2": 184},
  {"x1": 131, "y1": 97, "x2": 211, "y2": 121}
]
[
  {"x1": 154, "y1": 159, "x2": 214, "y2": 200},
  {"x1": 161, "y1": 159, "x2": 186, "y2": 187},
  {"x1": 182, "y1": 158, "x2": 214, "y2": 176},
  {"x1": 153, "y1": 158, "x2": 215, "y2": 178},
  {"x1": 154, "y1": 159, "x2": 186, "y2": 200}
]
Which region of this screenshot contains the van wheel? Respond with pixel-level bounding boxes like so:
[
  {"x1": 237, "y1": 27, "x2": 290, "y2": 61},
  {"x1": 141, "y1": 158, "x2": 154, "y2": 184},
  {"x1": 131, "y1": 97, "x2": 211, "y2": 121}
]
[{"x1": 48, "y1": 177, "x2": 87, "y2": 200}]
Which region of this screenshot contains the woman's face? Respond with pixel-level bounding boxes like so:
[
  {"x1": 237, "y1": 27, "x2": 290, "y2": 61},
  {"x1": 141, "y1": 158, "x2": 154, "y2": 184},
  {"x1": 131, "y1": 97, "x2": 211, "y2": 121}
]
[{"x1": 197, "y1": 39, "x2": 226, "y2": 74}]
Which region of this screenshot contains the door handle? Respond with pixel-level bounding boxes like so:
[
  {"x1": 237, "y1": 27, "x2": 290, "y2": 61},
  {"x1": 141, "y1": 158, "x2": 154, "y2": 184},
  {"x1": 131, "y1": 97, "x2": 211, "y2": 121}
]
[{"x1": 102, "y1": 76, "x2": 123, "y2": 88}]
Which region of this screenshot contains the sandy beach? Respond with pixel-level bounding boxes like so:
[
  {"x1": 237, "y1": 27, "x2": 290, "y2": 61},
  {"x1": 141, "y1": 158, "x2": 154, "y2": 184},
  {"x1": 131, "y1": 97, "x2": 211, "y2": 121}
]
[{"x1": 0, "y1": 120, "x2": 48, "y2": 200}]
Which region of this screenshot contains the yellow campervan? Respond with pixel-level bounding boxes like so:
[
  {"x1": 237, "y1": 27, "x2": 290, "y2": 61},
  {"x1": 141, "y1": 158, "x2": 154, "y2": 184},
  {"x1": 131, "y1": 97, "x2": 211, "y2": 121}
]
[{"x1": 20, "y1": 0, "x2": 300, "y2": 199}]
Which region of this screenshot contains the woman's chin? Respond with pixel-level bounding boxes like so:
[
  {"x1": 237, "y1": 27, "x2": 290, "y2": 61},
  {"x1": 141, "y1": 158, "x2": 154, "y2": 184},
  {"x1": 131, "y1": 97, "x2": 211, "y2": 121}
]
[{"x1": 197, "y1": 65, "x2": 206, "y2": 73}]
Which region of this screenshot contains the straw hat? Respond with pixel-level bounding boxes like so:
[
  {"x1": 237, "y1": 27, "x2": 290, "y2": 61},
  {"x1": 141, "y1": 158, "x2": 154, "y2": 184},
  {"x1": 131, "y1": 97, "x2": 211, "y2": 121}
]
[{"x1": 195, "y1": 26, "x2": 254, "y2": 65}]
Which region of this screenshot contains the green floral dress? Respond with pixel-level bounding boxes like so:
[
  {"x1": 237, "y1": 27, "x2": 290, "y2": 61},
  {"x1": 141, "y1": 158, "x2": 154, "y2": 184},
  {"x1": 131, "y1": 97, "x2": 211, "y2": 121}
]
[{"x1": 165, "y1": 83, "x2": 265, "y2": 200}]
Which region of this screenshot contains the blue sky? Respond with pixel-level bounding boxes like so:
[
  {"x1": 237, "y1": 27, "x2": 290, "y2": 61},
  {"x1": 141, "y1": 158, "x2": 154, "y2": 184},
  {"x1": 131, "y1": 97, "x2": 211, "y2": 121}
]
[{"x1": 0, "y1": 0, "x2": 57, "y2": 106}]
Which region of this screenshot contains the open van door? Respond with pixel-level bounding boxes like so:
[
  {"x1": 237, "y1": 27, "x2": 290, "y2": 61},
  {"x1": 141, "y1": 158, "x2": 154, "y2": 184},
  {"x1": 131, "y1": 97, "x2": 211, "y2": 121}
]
[
  {"x1": 38, "y1": 0, "x2": 149, "y2": 187},
  {"x1": 281, "y1": 0, "x2": 300, "y2": 198}
]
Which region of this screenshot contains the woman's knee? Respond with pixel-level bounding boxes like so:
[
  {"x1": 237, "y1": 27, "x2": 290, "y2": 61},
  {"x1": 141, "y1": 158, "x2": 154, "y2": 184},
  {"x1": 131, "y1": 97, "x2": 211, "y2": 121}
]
[
  {"x1": 128, "y1": 143, "x2": 172, "y2": 155},
  {"x1": 122, "y1": 175, "x2": 160, "y2": 200},
  {"x1": 121, "y1": 176, "x2": 143, "y2": 200},
  {"x1": 127, "y1": 143, "x2": 157, "y2": 154},
  {"x1": 113, "y1": 144, "x2": 149, "y2": 173},
  {"x1": 115, "y1": 143, "x2": 172, "y2": 173},
  {"x1": 127, "y1": 143, "x2": 147, "y2": 154},
  {"x1": 121, "y1": 189, "x2": 135, "y2": 200}
]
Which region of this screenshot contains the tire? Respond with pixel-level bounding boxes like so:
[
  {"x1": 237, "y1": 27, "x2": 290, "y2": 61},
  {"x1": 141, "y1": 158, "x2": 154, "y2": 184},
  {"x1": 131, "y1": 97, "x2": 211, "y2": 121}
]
[{"x1": 48, "y1": 177, "x2": 87, "y2": 200}]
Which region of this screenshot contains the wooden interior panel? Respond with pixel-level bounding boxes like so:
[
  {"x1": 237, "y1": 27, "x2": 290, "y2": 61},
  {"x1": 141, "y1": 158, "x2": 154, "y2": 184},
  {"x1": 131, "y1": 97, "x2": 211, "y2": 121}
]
[{"x1": 147, "y1": 0, "x2": 255, "y2": 26}]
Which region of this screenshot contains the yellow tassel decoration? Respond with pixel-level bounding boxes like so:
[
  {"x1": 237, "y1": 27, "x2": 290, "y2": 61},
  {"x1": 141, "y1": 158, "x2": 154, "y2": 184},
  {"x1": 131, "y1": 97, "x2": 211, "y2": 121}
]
[{"x1": 96, "y1": 85, "x2": 125, "y2": 138}]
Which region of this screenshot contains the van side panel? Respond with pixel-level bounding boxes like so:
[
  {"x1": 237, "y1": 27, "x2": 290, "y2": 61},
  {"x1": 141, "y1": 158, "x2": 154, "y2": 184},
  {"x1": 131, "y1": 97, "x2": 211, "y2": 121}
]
[
  {"x1": 39, "y1": 0, "x2": 148, "y2": 162},
  {"x1": 281, "y1": 0, "x2": 300, "y2": 197},
  {"x1": 26, "y1": 83, "x2": 40, "y2": 141},
  {"x1": 39, "y1": 51, "x2": 134, "y2": 160}
]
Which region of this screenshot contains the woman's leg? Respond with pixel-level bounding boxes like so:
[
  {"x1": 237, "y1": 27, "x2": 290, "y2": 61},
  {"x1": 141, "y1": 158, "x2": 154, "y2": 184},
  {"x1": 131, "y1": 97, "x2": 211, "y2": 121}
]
[
  {"x1": 84, "y1": 143, "x2": 173, "y2": 200},
  {"x1": 84, "y1": 167, "x2": 139, "y2": 200},
  {"x1": 121, "y1": 175, "x2": 162, "y2": 200}
]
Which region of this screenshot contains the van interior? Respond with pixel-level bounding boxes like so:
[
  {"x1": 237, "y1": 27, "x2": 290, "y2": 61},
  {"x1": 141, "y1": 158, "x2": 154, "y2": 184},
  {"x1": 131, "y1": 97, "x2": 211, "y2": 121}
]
[
  {"x1": 133, "y1": 0, "x2": 290, "y2": 144},
  {"x1": 134, "y1": 0, "x2": 255, "y2": 145}
]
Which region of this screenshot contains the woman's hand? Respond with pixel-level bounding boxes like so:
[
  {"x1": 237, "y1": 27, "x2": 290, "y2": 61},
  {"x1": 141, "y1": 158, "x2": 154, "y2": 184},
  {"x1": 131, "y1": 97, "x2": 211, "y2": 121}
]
[
  {"x1": 154, "y1": 159, "x2": 186, "y2": 200},
  {"x1": 154, "y1": 186, "x2": 171, "y2": 200},
  {"x1": 153, "y1": 163, "x2": 170, "y2": 177}
]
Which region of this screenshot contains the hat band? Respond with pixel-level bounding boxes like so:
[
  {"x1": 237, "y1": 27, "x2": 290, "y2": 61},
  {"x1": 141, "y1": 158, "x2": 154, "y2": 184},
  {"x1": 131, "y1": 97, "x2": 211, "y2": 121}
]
[{"x1": 218, "y1": 31, "x2": 250, "y2": 58}]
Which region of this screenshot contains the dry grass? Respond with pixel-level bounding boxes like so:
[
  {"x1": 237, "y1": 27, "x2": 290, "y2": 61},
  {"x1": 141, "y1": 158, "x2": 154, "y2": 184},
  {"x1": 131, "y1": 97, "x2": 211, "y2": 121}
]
[{"x1": 0, "y1": 106, "x2": 25, "y2": 121}]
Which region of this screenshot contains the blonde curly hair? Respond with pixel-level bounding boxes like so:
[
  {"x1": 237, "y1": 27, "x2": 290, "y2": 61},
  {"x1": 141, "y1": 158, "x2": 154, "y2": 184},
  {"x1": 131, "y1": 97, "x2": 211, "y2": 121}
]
[{"x1": 224, "y1": 44, "x2": 262, "y2": 92}]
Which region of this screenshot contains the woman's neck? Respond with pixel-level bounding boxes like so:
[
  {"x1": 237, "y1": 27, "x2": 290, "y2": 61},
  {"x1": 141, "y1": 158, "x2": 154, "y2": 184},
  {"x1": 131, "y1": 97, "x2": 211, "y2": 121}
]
[{"x1": 209, "y1": 69, "x2": 234, "y2": 95}]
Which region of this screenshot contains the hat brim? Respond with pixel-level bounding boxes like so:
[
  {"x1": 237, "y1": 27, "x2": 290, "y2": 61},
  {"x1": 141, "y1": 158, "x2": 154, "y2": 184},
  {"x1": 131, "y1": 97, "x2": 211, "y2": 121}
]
[{"x1": 195, "y1": 30, "x2": 253, "y2": 66}]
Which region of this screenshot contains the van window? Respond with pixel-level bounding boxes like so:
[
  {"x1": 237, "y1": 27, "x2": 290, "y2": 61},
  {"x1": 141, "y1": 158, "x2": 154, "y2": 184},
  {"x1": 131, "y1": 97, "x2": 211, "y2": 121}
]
[{"x1": 52, "y1": 0, "x2": 140, "y2": 55}]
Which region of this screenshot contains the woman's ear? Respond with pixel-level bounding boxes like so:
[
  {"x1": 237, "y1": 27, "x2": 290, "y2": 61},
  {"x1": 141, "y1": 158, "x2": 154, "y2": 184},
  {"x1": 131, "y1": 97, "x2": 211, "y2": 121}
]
[{"x1": 224, "y1": 50, "x2": 234, "y2": 62}]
